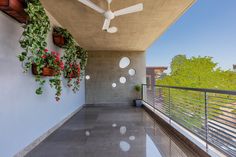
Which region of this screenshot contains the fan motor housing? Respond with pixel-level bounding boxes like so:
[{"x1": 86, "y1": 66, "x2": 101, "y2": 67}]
[{"x1": 104, "y1": 10, "x2": 115, "y2": 20}]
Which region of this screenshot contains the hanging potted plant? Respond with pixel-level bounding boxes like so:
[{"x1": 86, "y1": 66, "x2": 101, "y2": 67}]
[
  {"x1": 53, "y1": 26, "x2": 88, "y2": 92},
  {"x1": 32, "y1": 49, "x2": 64, "y2": 76},
  {"x1": 31, "y1": 49, "x2": 64, "y2": 101},
  {"x1": 64, "y1": 62, "x2": 81, "y2": 92},
  {"x1": 63, "y1": 46, "x2": 88, "y2": 92},
  {"x1": 0, "y1": 0, "x2": 28, "y2": 23},
  {"x1": 18, "y1": 0, "x2": 63, "y2": 101},
  {"x1": 53, "y1": 27, "x2": 66, "y2": 47}
]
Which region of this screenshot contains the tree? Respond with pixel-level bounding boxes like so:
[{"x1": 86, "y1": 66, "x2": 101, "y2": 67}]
[
  {"x1": 156, "y1": 55, "x2": 236, "y2": 132},
  {"x1": 158, "y1": 55, "x2": 236, "y2": 89},
  {"x1": 170, "y1": 54, "x2": 187, "y2": 75}
]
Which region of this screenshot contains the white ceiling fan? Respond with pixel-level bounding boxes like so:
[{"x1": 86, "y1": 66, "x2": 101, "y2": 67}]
[{"x1": 78, "y1": 0, "x2": 143, "y2": 33}]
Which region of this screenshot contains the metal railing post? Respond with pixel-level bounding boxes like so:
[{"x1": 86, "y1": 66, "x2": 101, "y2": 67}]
[
  {"x1": 204, "y1": 91, "x2": 209, "y2": 152},
  {"x1": 168, "y1": 87, "x2": 171, "y2": 123},
  {"x1": 141, "y1": 84, "x2": 144, "y2": 100},
  {"x1": 153, "y1": 85, "x2": 156, "y2": 108}
]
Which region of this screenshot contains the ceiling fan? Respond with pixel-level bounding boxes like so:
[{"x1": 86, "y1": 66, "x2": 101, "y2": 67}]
[{"x1": 78, "y1": 0, "x2": 143, "y2": 33}]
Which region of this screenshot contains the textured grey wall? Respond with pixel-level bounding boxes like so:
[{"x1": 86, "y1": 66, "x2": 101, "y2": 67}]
[
  {"x1": 86, "y1": 51, "x2": 146, "y2": 104},
  {"x1": 0, "y1": 12, "x2": 85, "y2": 157}
]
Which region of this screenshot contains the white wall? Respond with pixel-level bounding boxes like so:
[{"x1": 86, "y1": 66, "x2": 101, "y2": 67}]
[{"x1": 0, "y1": 12, "x2": 85, "y2": 157}]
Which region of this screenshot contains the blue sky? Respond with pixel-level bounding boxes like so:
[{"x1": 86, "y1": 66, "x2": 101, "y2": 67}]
[{"x1": 146, "y1": 0, "x2": 236, "y2": 72}]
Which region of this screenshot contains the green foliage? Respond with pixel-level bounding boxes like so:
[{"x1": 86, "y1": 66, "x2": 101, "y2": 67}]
[
  {"x1": 134, "y1": 85, "x2": 141, "y2": 99},
  {"x1": 18, "y1": 0, "x2": 64, "y2": 101},
  {"x1": 17, "y1": 1, "x2": 89, "y2": 101},
  {"x1": 53, "y1": 27, "x2": 88, "y2": 93},
  {"x1": 158, "y1": 55, "x2": 236, "y2": 90},
  {"x1": 49, "y1": 75, "x2": 62, "y2": 101},
  {"x1": 134, "y1": 85, "x2": 141, "y2": 92},
  {"x1": 77, "y1": 46, "x2": 88, "y2": 82},
  {"x1": 18, "y1": 0, "x2": 50, "y2": 72},
  {"x1": 170, "y1": 54, "x2": 187, "y2": 75},
  {"x1": 157, "y1": 55, "x2": 236, "y2": 129},
  {"x1": 42, "y1": 50, "x2": 63, "y2": 100}
]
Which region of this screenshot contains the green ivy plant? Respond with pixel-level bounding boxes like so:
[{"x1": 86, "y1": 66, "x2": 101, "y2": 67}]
[
  {"x1": 53, "y1": 27, "x2": 88, "y2": 92},
  {"x1": 18, "y1": 0, "x2": 63, "y2": 101},
  {"x1": 77, "y1": 46, "x2": 88, "y2": 92},
  {"x1": 40, "y1": 49, "x2": 64, "y2": 101}
]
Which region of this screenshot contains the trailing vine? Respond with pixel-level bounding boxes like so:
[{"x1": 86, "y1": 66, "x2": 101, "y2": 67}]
[
  {"x1": 18, "y1": 0, "x2": 62, "y2": 101},
  {"x1": 77, "y1": 46, "x2": 88, "y2": 81},
  {"x1": 53, "y1": 27, "x2": 88, "y2": 92}
]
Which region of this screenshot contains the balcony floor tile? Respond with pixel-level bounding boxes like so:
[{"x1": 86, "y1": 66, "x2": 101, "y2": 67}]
[{"x1": 25, "y1": 105, "x2": 199, "y2": 157}]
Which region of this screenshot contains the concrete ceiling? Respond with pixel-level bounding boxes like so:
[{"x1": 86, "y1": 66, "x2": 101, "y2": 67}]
[{"x1": 41, "y1": 0, "x2": 195, "y2": 51}]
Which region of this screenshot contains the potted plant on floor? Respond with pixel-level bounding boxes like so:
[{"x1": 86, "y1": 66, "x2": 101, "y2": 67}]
[{"x1": 133, "y1": 84, "x2": 142, "y2": 107}]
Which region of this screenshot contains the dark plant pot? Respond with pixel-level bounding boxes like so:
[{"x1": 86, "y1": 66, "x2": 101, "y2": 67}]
[
  {"x1": 53, "y1": 33, "x2": 66, "y2": 47},
  {"x1": 133, "y1": 99, "x2": 143, "y2": 107},
  {"x1": 32, "y1": 64, "x2": 59, "y2": 76},
  {"x1": 0, "y1": 0, "x2": 28, "y2": 23}
]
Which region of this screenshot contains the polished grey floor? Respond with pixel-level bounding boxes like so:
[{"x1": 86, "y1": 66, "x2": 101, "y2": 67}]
[{"x1": 25, "y1": 105, "x2": 199, "y2": 157}]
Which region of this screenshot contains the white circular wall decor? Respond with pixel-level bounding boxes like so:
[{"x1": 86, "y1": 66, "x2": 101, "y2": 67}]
[
  {"x1": 112, "y1": 83, "x2": 117, "y2": 88},
  {"x1": 119, "y1": 57, "x2": 130, "y2": 68},
  {"x1": 128, "y1": 69, "x2": 136, "y2": 76},
  {"x1": 119, "y1": 77, "x2": 126, "y2": 84},
  {"x1": 85, "y1": 75, "x2": 90, "y2": 80}
]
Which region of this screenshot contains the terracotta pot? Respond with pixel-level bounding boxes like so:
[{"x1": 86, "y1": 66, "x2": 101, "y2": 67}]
[
  {"x1": 32, "y1": 64, "x2": 59, "y2": 76},
  {"x1": 0, "y1": 0, "x2": 28, "y2": 23},
  {"x1": 53, "y1": 33, "x2": 66, "y2": 47}
]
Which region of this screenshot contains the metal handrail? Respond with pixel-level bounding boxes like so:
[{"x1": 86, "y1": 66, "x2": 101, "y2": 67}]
[
  {"x1": 142, "y1": 84, "x2": 236, "y2": 157},
  {"x1": 143, "y1": 84, "x2": 236, "y2": 95}
]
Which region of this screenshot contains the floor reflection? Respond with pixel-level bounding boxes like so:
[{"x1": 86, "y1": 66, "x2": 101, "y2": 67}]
[
  {"x1": 25, "y1": 105, "x2": 199, "y2": 157},
  {"x1": 119, "y1": 141, "x2": 131, "y2": 152},
  {"x1": 146, "y1": 134, "x2": 162, "y2": 157}
]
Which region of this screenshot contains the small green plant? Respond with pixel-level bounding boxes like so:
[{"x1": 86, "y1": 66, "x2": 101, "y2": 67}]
[
  {"x1": 134, "y1": 85, "x2": 141, "y2": 99},
  {"x1": 134, "y1": 85, "x2": 141, "y2": 92}
]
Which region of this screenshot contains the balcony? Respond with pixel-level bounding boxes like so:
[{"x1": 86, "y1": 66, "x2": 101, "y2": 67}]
[
  {"x1": 1, "y1": 0, "x2": 235, "y2": 157},
  {"x1": 142, "y1": 84, "x2": 236, "y2": 157}
]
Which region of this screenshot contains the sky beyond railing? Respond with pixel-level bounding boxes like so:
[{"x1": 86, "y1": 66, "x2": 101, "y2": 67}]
[{"x1": 146, "y1": 0, "x2": 236, "y2": 73}]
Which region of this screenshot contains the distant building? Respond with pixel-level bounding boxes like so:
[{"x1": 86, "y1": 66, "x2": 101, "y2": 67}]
[
  {"x1": 233, "y1": 65, "x2": 236, "y2": 72},
  {"x1": 146, "y1": 67, "x2": 168, "y2": 86}
]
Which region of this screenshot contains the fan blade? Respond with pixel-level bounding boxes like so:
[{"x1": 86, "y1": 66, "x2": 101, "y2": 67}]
[
  {"x1": 78, "y1": 0, "x2": 105, "y2": 14},
  {"x1": 102, "y1": 19, "x2": 111, "y2": 30},
  {"x1": 114, "y1": 3, "x2": 143, "y2": 17}
]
